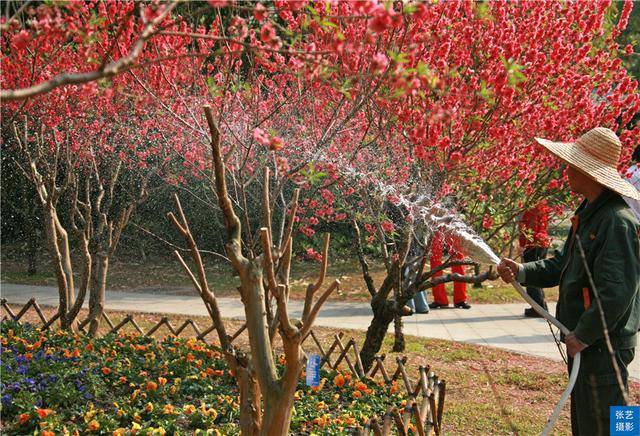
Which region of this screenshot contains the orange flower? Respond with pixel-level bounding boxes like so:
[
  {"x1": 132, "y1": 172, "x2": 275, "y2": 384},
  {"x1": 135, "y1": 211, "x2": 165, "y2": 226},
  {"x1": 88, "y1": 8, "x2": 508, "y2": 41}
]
[
  {"x1": 163, "y1": 404, "x2": 174, "y2": 414},
  {"x1": 390, "y1": 381, "x2": 399, "y2": 394},
  {"x1": 186, "y1": 353, "x2": 195, "y2": 362},
  {"x1": 342, "y1": 416, "x2": 356, "y2": 425},
  {"x1": 25, "y1": 352, "x2": 33, "y2": 360},
  {"x1": 213, "y1": 369, "x2": 224, "y2": 377},
  {"x1": 183, "y1": 405, "x2": 196, "y2": 415},
  {"x1": 146, "y1": 381, "x2": 158, "y2": 392},
  {"x1": 355, "y1": 381, "x2": 368, "y2": 392},
  {"x1": 313, "y1": 416, "x2": 328, "y2": 427},
  {"x1": 157, "y1": 377, "x2": 167, "y2": 386},
  {"x1": 145, "y1": 403, "x2": 154, "y2": 413},
  {"x1": 119, "y1": 376, "x2": 127, "y2": 384},
  {"x1": 72, "y1": 348, "x2": 80, "y2": 358},
  {"x1": 101, "y1": 367, "x2": 111, "y2": 375},
  {"x1": 87, "y1": 420, "x2": 100, "y2": 432},
  {"x1": 41, "y1": 430, "x2": 55, "y2": 436},
  {"x1": 36, "y1": 409, "x2": 53, "y2": 419},
  {"x1": 353, "y1": 391, "x2": 362, "y2": 398},
  {"x1": 333, "y1": 374, "x2": 345, "y2": 388},
  {"x1": 18, "y1": 413, "x2": 30, "y2": 425},
  {"x1": 85, "y1": 343, "x2": 94, "y2": 351}
]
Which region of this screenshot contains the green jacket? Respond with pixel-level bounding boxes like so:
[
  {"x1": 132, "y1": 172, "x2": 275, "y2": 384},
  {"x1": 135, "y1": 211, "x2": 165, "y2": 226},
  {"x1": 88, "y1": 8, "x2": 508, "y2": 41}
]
[{"x1": 523, "y1": 190, "x2": 640, "y2": 349}]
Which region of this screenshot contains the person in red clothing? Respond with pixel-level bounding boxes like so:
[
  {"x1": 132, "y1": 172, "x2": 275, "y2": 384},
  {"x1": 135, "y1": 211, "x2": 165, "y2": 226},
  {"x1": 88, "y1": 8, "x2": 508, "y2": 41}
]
[
  {"x1": 428, "y1": 231, "x2": 471, "y2": 309},
  {"x1": 518, "y1": 201, "x2": 551, "y2": 317}
]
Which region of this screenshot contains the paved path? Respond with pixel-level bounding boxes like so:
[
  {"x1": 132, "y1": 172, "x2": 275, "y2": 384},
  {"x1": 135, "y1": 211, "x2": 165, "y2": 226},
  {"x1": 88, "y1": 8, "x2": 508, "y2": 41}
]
[{"x1": 1, "y1": 283, "x2": 638, "y2": 380}]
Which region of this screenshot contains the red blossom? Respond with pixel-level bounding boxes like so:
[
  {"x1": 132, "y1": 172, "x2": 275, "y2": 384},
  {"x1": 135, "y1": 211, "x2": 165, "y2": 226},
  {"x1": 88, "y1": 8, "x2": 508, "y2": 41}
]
[
  {"x1": 208, "y1": 0, "x2": 228, "y2": 8},
  {"x1": 254, "y1": 3, "x2": 268, "y2": 21}
]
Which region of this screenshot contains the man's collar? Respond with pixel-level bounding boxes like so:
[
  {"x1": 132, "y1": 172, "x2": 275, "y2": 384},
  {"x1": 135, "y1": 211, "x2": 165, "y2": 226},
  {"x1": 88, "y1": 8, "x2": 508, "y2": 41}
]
[{"x1": 575, "y1": 189, "x2": 616, "y2": 223}]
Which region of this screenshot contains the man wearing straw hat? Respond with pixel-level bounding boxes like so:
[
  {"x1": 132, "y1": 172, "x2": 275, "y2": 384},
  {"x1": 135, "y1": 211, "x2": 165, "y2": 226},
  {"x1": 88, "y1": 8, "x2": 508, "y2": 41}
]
[{"x1": 498, "y1": 127, "x2": 640, "y2": 435}]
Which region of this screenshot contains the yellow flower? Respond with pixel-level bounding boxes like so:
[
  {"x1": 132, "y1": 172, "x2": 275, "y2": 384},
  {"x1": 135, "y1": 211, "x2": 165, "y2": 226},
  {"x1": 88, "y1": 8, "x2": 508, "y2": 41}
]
[
  {"x1": 183, "y1": 405, "x2": 196, "y2": 415},
  {"x1": 116, "y1": 409, "x2": 124, "y2": 418},
  {"x1": 151, "y1": 428, "x2": 166, "y2": 435},
  {"x1": 112, "y1": 428, "x2": 126, "y2": 436},
  {"x1": 131, "y1": 389, "x2": 140, "y2": 401},
  {"x1": 316, "y1": 401, "x2": 326, "y2": 410},
  {"x1": 145, "y1": 403, "x2": 154, "y2": 413},
  {"x1": 205, "y1": 408, "x2": 218, "y2": 420},
  {"x1": 131, "y1": 422, "x2": 141, "y2": 435},
  {"x1": 294, "y1": 390, "x2": 302, "y2": 400},
  {"x1": 84, "y1": 409, "x2": 97, "y2": 422}
]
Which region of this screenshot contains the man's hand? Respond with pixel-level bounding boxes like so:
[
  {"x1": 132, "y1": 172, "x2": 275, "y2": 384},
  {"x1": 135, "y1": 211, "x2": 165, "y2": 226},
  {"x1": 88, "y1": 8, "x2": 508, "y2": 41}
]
[
  {"x1": 565, "y1": 333, "x2": 588, "y2": 358},
  {"x1": 497, "y1": 258, "x2": 522, "y2": 283}
]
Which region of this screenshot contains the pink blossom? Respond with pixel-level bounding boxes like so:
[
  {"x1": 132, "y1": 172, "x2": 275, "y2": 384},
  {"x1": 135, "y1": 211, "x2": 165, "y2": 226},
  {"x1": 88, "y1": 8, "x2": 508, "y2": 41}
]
[
  {"x1": 371, "y1": 53, "x2": 388, "y2": 73},
  {"x1": 253, "y1": 128, "x2": 270, "y2": 146},
  {"x1": 260, "y1": 22, "x2": 277, "y2": 44}
]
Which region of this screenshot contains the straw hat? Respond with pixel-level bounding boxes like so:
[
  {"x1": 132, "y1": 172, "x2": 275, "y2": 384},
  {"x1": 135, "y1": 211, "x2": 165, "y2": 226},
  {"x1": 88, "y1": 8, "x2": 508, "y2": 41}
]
[{"x1": 535, "y1": 127, "x2": 640, "y2": 201}]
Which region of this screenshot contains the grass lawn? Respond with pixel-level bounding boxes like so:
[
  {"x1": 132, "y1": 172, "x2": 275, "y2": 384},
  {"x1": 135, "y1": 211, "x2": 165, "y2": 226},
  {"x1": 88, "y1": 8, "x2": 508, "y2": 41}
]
[
  {"x1": 1, "y1": 251, "x2": 559, "y2": 305},
  {"x1": 6, "y1": 305, "x2": 637, "y2": 435}
]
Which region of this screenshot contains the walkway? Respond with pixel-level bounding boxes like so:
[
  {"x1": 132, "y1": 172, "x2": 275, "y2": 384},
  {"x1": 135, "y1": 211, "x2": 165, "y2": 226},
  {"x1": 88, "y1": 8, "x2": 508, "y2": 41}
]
[{"x1": 1, "y1": 283, "x2": 637, "y2": 380}]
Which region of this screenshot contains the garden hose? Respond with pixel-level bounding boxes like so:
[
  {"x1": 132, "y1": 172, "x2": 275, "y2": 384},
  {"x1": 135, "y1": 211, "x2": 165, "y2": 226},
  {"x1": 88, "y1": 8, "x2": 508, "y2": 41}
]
[{"x1": 509, "y1": 280, "x2": 580, "y2": 436}]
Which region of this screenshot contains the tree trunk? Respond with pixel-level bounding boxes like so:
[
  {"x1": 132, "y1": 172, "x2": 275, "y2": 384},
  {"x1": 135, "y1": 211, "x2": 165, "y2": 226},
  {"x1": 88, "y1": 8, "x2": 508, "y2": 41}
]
[
  {"x1": 43, "y1": 206, "x2": 75, "y2": 330},
  {"x1": 261, "y1": 391, "x2": 295, "y2": 436},
  {"x1": 392, "y1": 313, "x2": 405, "y2": 352},
  {"x1": 238, "y1": 366, "x2": 262, "y2": 436},
  {"x1": 360, "y1": 303, "x2": 395, "y2": 372},
  {"x1": 87, "y1": 254, "x2": 108, "y2": 337},
  {"x1": 261, "y1": 356, "x2": 301, "y2": 436}
]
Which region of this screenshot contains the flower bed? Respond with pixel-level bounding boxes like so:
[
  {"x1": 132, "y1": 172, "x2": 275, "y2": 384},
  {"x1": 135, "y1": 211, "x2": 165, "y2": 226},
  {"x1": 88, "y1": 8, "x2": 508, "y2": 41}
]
[{"x1": 0, "y1": 321, "x2": 407, "y2": 435}]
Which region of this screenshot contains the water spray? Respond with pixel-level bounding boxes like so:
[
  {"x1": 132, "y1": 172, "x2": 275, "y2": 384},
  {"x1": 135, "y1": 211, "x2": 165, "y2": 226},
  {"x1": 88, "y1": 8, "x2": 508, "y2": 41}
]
[
  {"x1": 327, "y1": 159, "x2": 578, "y2": 434},
  {"x1": 444, "y1": 218, "x2": 579, "y2": 436}
]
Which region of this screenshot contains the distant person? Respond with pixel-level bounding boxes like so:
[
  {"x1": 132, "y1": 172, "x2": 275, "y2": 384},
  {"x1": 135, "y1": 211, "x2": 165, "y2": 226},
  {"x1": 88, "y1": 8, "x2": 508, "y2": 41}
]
[
  {"x1": 428, "y1": 231, "x2": 471, "y2": 309},
  {"x1": 623, "y1": 144, "x2": 640, "y2": 219},
  {"x1": 518, "y1": 201, "x2": 551, "y2": 317},
  {"x1": 498, "y1": 128, "x2": 640, "y2": 436}
]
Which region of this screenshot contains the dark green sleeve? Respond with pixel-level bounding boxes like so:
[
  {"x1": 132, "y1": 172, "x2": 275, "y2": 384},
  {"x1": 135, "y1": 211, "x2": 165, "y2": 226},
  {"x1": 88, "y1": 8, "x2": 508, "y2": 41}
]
[
  {"x1": 521, "y1": 243, "x2": 568, "y2": 288},
  {"x1": 573, "y1": 221, "x2": 640, "y2": 346}
]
